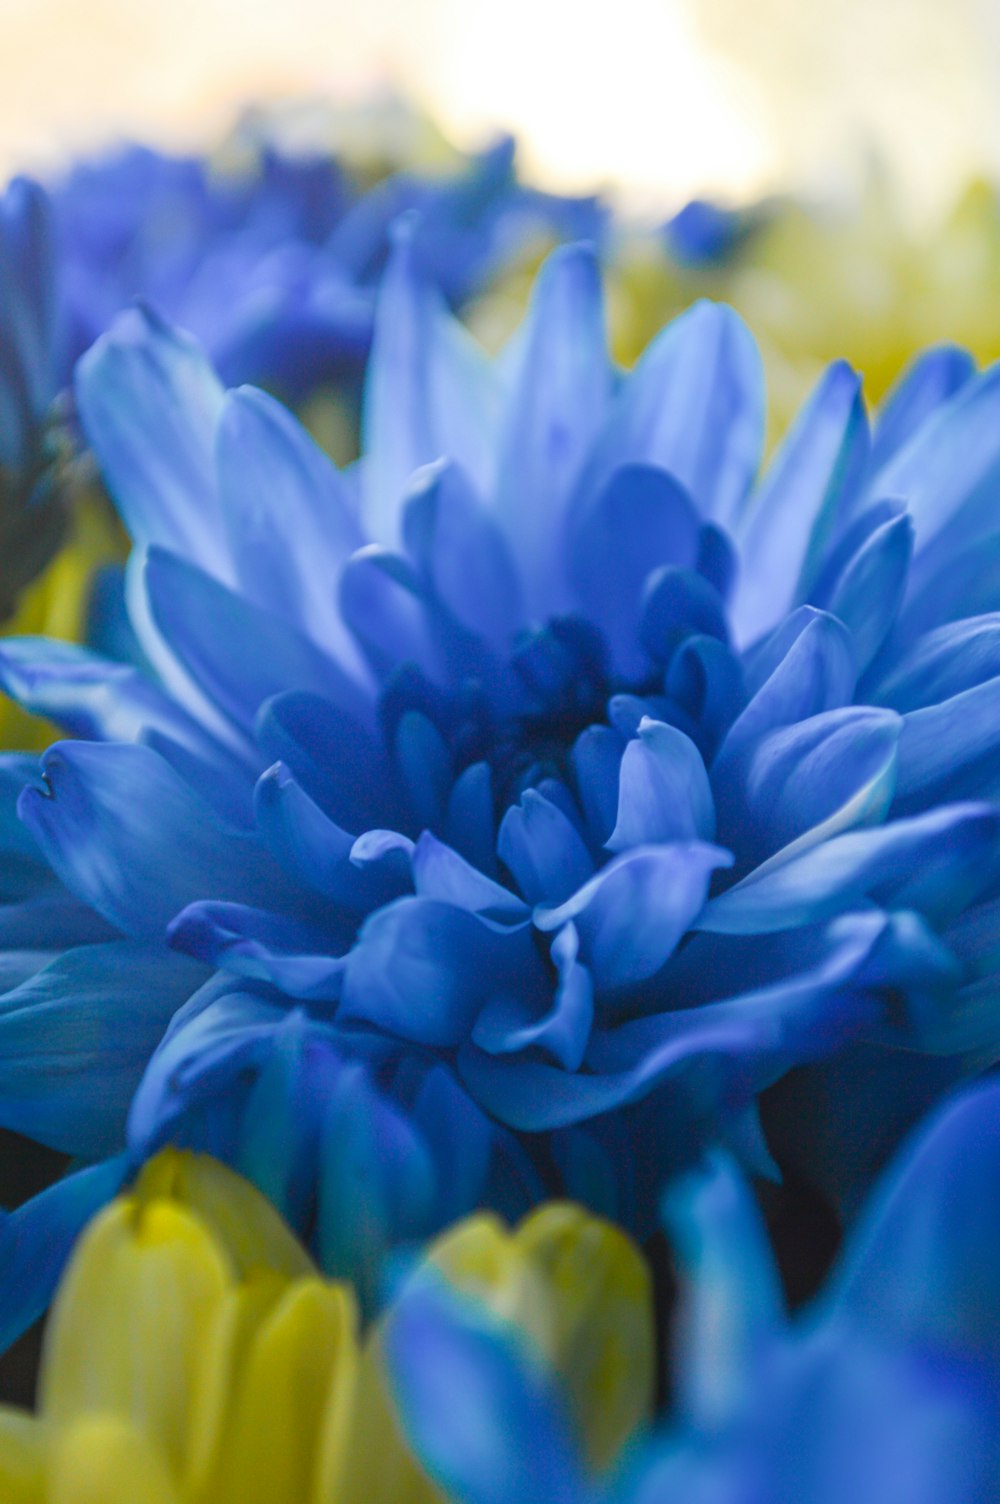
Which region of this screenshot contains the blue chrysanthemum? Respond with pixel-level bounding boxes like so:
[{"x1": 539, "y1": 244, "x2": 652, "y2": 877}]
[
  {"x1": 50, "y1": 135, "x2": 604, "y2": 405},
  {"x1": 1, "y1": 232, "x2": 1000, "y2": 1335}
]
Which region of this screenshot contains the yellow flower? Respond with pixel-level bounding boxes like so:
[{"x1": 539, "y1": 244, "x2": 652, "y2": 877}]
[{"x1": 0, "y1": 1151, "x2": 654, "y2": 1503}]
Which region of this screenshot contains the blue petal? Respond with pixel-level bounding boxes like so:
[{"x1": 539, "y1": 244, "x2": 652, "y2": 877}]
[
  {"x1": 0, "y1": 1155, "x2": 129, "y2": 1355},
  {"x1": 572, "y1": 299, "x2": 764, "y2": 528},
  {"x1": 460, "y1": 916, "x2": 884, "y2": 1131},
  {"x1": 869, "y1": 344, "x2": 975, "y2": 471},
  {"x1": 473, "y1": 922, "x2": 594, "y2": 1072},
  {"x1": 361, "y1": 219, "x2": 501, "y2": 545},
  {"x1": 724, "y1": 706, "x2": 901, "y2": 871},
  {"x1": 338, "y1": 544, "x2": 441, "y2": 682},
  {"x1": 730, "y1": 361, "x2": 868, "y2": 646},
  {"x1": 168, "y1": 901, "x2": 347, "y2": 999},
  {"x1": 894, "y1": 675, "x2": 1000, "y2": 807},
  {"x1": 444, "y1": 761, "x2": 499, "y2": 877},
  {"x1": 127, "y1": 984, "x2": 297, "y2": 1153},
  {"x1": 215, "y1": 385, "x2": 365, "y2": 664},
  {"x1": 18, "y1": 741, "x2": 285, "y2": 938},
  {"x1": 498, "y1": 789, "x2": 594, "y2": 906},
  {"x1": 256, "y1": 689, "x2": 402, "y2": 834},
  {"x1": 535, "y1": 842, "x2": 732, "y2": 990},
  {"x1": 254, "y1": 761, "x2": 354, "y2": 895},
  {"x1": 665, "y1": 636, "x2": 745, "y2": 758},
  {"x1": 607, "y1": 718, "x2": 715, "y2": 852},
  {"x1": 494, "y1": 242, "x2": 612, "y2": 615},
  {"x1": 875, "y1": 614, "x2": 1000, "y2": 712},
  {"x1": 74, "y1": 304, "x2": 229, "y2": 570},
  {"x1": 567, "y1": 462, "x2": 701, "y2": 677},
  {"x1": 403, "y1": 459, "x2": 523, "y2": 645},
  {"x1": 386, "y1": 1278, "x2": 584, "y2": 1504},
  {"x1": 571, "y1": 724, "x2": 625, "y2": 850},
  {"x1": 340, "y1": 897, "x2": 543, "y2": 1046},
  {"x1": 412, "y1": 831, "x2": 530, "y2": 925},
  {"x1": 817, "y1": 511, "x2": 914, "y2": 673},
  {"x1": 713, "y1": 609, "x2": 856, "y2": 802},
  {"x1": 826, "y1": 1079, "x2": 1000, "y2": 1370},
  {"x1": 0, "y1": 942, "x2": 205, "y2": 1154},
  {"x1": 639, "y1": 566, "x2": 728, "y2": 663},
  {"x1": 700, "y1": 803, "x2": 1000, "y2": 934},
  {"x1": 0, "y1": 635, "x2": 216, "y2": 748},
  {"x1": 394, "y1": 710, "x2": 453, "y2": 831},
  {"x1": 144, "y1": 546, "x2": 372, "y2": 734},
  {"x1": 862, "y1": 359, "x2": 1000, "y2": 557}
]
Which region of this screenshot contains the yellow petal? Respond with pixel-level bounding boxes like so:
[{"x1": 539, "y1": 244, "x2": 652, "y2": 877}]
[
  {"x1": 0, "y1": 1410, "x2": 45, "y2": 1503},
  {"x1": 183, "y1": 1270, "x2": 291, "y2": 1499},
  {"x1": 134, "y1": 1150, "x2": 314, "y2": 1280},
  {"x1": 515, "y1": 1203, "x2": 655, "y2": 1471},
  {"x1": 48, "y1": 1416, "x2": 178, "y2": 1504},
  {"x1": 203, "y1": 1278, "x2": 359, "y2": 1504},
  {"x1": 40, "y1": 1198, "x2": 230, "y2": 1481},
  {"x1": 425, "y1": 1214, "x2": 553, "y2": 1346}
]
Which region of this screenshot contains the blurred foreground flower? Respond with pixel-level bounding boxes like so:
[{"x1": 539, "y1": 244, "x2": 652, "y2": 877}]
[
  {"x1": 394, "y1": 1079, "x2": 1000, "y2": 1504},
  {"x1": 3, "y1": 235, "x2": 1000, "y2": 1338},
  {"x1": 50, "y1": 119, "x2": 603, "y2": 434},
  {"x1": 0, "y1": 1149, "x2": 651, "y2": 1502}
]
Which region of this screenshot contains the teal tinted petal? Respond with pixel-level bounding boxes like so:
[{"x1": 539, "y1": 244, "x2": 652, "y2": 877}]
[
  {"x1": 0, "y1": 1155, "x2": 129, "y2": 1355},
  {"x1": 662, "y1": 1152, "x2": 783, "y2": 1428},
  {"x1": 0, "y1": 942, "x2": 205, "y2": 1153},
  {"x1": 167, "y1": 900, "x2": 347, "y2": 999}
]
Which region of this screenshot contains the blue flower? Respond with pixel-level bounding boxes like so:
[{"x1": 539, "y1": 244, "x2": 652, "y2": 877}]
[
  {"x1": 388, "y1": 1078, "x2": 1000, "y2": 1504},
  {"x1": 663, "y1": 198, "x2": 764, "y2": 267},
  {"x1": 50, "y1": 135, "x2": 604, "y2": 405},
  {"x1": 2, "y1": 235, "x2": 1000, "y2": 1337}
]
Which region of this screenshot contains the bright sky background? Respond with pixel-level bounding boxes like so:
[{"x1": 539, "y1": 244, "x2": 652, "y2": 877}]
[{"x1": 2, "y1": 0, "x2": 999, "y2": 214}]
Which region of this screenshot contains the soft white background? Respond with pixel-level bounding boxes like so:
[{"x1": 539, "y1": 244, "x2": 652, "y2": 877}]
[{"x1": 1, "y1": 0, "x2": 999, "y2": 213}]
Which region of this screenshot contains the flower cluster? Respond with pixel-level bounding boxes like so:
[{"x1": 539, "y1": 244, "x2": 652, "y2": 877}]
[{"x1": 0, "y1": 113, "x2": 999, "y2": 1500}]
